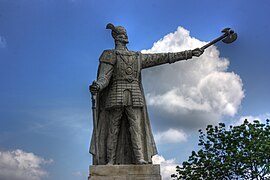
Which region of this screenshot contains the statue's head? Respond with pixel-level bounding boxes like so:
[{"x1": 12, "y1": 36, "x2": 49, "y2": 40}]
[{"x1": 106, "y1": 23, "x2": 129, "y2": 45}]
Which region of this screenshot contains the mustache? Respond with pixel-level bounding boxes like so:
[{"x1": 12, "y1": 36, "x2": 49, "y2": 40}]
[{"x1": 116, "y1": 37, "x2": 129, "y2": 43}]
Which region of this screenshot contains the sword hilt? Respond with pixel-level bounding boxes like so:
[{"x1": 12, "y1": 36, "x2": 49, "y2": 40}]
[{"x1": 91, "y1": 81, "x2": 98, "y2": 109}]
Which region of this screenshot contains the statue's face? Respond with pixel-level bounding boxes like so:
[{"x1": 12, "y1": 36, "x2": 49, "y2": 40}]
[{"x1": 115, "y1": 33, "x2": 129, "y2": 44}]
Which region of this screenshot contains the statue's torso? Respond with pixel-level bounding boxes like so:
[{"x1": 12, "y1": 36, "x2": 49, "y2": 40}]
[{"x1": 106, "y1": 50, "x2": 144, "y2": 108}]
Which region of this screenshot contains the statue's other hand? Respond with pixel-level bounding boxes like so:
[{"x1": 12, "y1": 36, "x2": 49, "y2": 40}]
[
  {"x1": 89, "y1": 81, "x2": 100, "y2": 94},
  {"x1": 192, "y1": 48, "x2": 204, "y2": 57}
]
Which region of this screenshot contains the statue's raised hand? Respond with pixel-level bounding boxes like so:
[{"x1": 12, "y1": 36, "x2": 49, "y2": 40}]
[{"x1": 192, "y1": 48, "x2": 204, "y2": 57}]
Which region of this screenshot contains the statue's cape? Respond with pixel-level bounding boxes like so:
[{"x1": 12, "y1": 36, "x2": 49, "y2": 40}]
[{"x1": 89, "y1": 50, "x2": 157, "y2": 165}]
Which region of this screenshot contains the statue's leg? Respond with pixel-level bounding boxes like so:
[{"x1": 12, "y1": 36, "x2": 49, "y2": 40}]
[
  {"x1": 125, "y1": 106, "x2": 147, "y2": 164},
  {"x1": 106, "y1": 107, "x2": 123, "y2": 165}
]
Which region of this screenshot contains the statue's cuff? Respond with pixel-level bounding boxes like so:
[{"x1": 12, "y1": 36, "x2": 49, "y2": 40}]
[
  {"x1": 185, "y1": 50, "x2": 193, "y2": 60},
  {"x1": 97, "y1": 77, "x2": 108, "y2": 91}
]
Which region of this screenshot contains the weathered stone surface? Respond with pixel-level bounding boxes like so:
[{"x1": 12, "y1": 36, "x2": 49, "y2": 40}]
[
  {"x1": 89, "y1": 23, "x2": 205, "y2": 165},
  {"x1": 88, "y1": 164, "x2": 162, "y2": 180}
]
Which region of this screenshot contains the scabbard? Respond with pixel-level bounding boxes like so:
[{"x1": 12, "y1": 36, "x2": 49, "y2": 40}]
[{"x1": 91, "y1": 92, "x2": 99, "y2": 164}]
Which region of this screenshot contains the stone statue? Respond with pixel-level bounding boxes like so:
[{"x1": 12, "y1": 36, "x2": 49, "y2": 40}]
[{"x1": 89, "y1": 23, "x2": 204, "y2": 165}]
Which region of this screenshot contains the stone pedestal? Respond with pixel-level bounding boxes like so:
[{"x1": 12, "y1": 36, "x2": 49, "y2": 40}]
[{"x1": 88, "y1": 164, "x2": 162, "y2": 180}]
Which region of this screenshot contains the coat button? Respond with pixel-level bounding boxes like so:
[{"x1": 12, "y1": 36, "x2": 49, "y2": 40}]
[{"x1": 125, "y1": 67, "x2": 133, "y2": 75}]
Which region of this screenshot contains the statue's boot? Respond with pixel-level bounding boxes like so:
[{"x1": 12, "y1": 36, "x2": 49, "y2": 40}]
[
  {"x1": 106, "y1": 148, "x2": 116, "y2": 165},
  {"x1": 106, "y1": 128, "x2": 120, "y2": 165},
  {"x1": 129, "y1": 126, "x2": 148, "y2": 165},
  {"x1": 138, "y1": 159, "x2": 148, "y2": 164},
  {"x1": 106, "y1": 109, "x2": 122, "y2": 165},
  {"x1": 106, "y1": 160, "x2": 114, "y2": 165}
]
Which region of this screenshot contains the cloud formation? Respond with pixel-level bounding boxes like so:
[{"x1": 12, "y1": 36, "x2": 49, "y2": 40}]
[
  {"x1": 141, "y1": 27, "x2": 244, "y2": 133},
  {"x1": 231, "y1": 113, "x2": 270, "y2": 127},
  {"x1": 152, "y1": 155, "x2": 177, "y2": 180},
  {"x1": 0, "y1": 149, "x2": 52, "y2": 180},
  {"x1": 0, "y1": 35, "x2": 6, "y2": 48},
  {"x1": 154, "y1": 128, "x2": 187, "y2": 144}
]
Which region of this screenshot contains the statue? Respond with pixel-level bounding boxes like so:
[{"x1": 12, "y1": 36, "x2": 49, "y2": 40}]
[{"x1": 89, "y1": 23, "x2": 237, "y2": 165}]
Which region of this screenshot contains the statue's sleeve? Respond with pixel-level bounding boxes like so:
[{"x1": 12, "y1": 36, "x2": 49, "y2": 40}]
[
  {"x1": 96, "y1": 50, "x2": 115, "y2": 91},
  {"x1": 141, "y1": 50, "x2": 193, "y2": 69}
]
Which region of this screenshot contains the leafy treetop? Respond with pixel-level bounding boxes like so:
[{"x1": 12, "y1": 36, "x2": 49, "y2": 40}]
[{"x1": 172, "y1": 119, "x2": 270, "y2": 180}]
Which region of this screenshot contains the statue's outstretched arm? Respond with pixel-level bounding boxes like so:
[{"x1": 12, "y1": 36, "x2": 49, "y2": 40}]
[{"x1": 141, "y1": 48, "x2": 203, "y2": 69}]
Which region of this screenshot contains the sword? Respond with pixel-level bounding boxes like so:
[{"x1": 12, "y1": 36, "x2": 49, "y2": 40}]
[{"x1": 91, "y1": 81, "x2": 99, "y2": 164}]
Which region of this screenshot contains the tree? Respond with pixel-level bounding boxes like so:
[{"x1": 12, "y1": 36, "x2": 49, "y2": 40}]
[{"x1": 172, "y1": 119, "x2": 270, "y2": 180}]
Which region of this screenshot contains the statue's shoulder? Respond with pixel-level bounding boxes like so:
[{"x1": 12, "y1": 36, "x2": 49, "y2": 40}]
[
  {"x1": 115, "y1": 50, "x2": 140, "y2": 56},
  {"x1": 99, "y1": 49, "x2": 116, "y2": 65}
]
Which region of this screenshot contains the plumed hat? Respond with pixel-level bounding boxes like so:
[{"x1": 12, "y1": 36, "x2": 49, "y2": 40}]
[{"x1": 106, "y1": 23, "x2": 127, "y2": 39}]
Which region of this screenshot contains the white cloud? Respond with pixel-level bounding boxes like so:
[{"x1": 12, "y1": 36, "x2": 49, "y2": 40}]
[
  {"x1": 72, "y1": 170, "x2": 89, "y2": 178},
  {"x1": 0, "y1": 35, "x2": 6, "y2": 48},
  {"x1": 155, "y1": 128, "x2": 187, "y2": 144},
  {"x1": 28, "y1": 107, "x2": 90, "y2": 140},
  {"x1": 0, "y1": 149, "x2": 53, "y2": 180},
  {"x1": 73, "y1": 171, "x2": 83, "y2": 176},
  {"x1": 152, "y1": 155, "x2": 178, "y2": 180},
  {"x1": 142, "y1": 26, "x2": 244, "y2": 131},
  {"x1": 232, "y1": 113, "x2": 270, "y2": 127}
]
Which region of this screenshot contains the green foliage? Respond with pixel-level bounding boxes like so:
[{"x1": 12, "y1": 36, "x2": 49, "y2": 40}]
[{"x1": 172, "y1": 119, "x2": 270, "y2": 180}]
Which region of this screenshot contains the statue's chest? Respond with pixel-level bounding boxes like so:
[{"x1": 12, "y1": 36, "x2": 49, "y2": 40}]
[{"x1": 114, "y1": 51, "x2": 140, "y2": 78}]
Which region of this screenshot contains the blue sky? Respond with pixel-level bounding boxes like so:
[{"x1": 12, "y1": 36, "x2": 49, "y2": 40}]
[{"x1": 0, "y1": 0, "x2": 270, "y2": 179}]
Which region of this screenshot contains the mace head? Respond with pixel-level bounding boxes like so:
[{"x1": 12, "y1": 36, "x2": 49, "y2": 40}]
[{"x1": 221, "y1": 28, "x2": 237, "y2": 44}]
